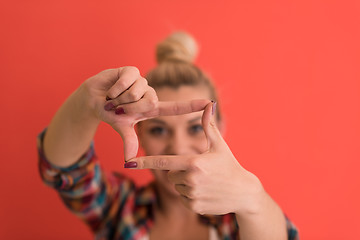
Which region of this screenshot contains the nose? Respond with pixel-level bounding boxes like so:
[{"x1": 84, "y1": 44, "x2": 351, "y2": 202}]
[{"x1": 165, "y1": 131, "x2": 193, "y2": 155}]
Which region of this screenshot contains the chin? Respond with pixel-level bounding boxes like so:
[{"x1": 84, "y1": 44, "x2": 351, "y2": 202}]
[{"x1": 153, "y1": 170, "x2": 181, "y2": 197}]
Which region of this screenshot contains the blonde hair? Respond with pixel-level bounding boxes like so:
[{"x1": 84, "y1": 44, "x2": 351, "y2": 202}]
[{"x1": 146, "y1": 31, "x2": 221, "y2": 120}]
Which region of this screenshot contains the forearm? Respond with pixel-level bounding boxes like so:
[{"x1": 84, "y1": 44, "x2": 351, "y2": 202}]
[
  {"x1": 43, "y1": 85, "x2": 100, "y2": 167},
  {"x1": 235, "y1": 192, "x2": 287, "y2": 240}
]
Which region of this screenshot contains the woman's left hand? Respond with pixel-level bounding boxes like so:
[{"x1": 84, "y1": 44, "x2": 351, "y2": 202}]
[{"x1": 129, "y1": 102, "x2": 266, "y2": 216}]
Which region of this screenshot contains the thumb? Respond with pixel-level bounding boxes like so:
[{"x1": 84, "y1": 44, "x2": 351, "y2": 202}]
[
  {"x1": 202, "y1": 101, "x2": 224, "y2": 151},
  {"x1": 117, "y1": 126, "x2": 139, "y2": 161}
]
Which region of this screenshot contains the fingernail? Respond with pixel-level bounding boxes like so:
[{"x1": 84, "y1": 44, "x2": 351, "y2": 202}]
[
  {"x1": 104, "y1": 102, "x2": 115, "y2": 111},
  {"x1": 124, "y1": 162, "x2": 137, "y2": 168},
  {"x1": 212, "y1": 101, "x2": 217, "y2": 116},
  {"x1": 106, "y1": 96, "x2": 112, "y2": 101},
  {"x1": 115, "y1": 108, "x2": 125, "y2": 115}
]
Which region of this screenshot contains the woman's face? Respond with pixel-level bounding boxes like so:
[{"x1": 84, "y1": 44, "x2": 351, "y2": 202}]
[{"x1": 138, "y1": 85, "x2": 215, "y2": 196}]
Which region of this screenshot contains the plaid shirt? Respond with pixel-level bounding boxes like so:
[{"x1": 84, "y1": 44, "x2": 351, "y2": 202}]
[{"x1": 37, "y1": 130, "x2": 299, "y2": 240}]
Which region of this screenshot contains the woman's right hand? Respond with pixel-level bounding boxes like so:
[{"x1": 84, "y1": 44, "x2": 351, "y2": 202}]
[
  {"x1": 82, "y1": 66, "x2": 209, "y2": 161},
  {"x1": 81, "y1": 66, "x2": 157, "y2": 160}
]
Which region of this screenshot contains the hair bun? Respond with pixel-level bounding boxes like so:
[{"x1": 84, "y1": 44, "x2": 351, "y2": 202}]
[{"x1": 156, "y1": 31, "x2": 198, "y2": 64}]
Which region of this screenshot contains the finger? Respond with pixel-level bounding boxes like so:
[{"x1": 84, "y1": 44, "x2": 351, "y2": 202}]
[
  {"x1": 142, "y1": 99, "x2": 211, "y2": 119},
  {"x1": 167, "y1": 170, "x2": 188, "y2": 185},
  {"x1": 96, "y1": 68, "x2": 123, "y2": 87},
  {"x1": 158, "y1": 99, "x2": 210, "y2": 116},
  {"x1": 127, "y1": 155, "x2": 193, "y2": 170},
  {"x1": 113, "y1": 89, "x2": 158, "y2": 115},
  {"x1": 201, "y1": 102, "x2": 224, "y2": 151},
  {"x1": 106, "y1": 67, "x2": 141, "y2": 99},
  {"x1": 110, "y1": 77, "x2": 149, "y2": 106},
  {"x1": 116, "y1": 126, "x2": 139, "y2": 161},
  {"x1": 174, "y1": 184, "x2": 196, "y2": 199},
  {"x1": 179, "y1": 195, "x2": 193, "y2": 211}
]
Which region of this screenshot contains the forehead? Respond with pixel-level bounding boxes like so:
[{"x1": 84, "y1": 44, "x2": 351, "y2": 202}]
[{"x1": 151, "y1": 86, "x2": 210, "y2": 124}]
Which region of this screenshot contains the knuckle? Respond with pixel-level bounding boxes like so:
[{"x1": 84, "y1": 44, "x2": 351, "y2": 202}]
[
  {"x1": 153, "y1": 158, "x2": 167, "y2": 169},
  {"x1": 185, "y1": 174, "x2": 198, "y2": 186},
  {"x1": 128, "y1": 91, "x2": 140, "y2": 101},
  {"x1": 141, "y1": 77, "x2": 148, "y2": 85},
  {"x1": 128, "y1": 66, "x2": 140, "y2": 75},
  {"x1": 209, "y1": 119, "x2": 217, "y2": 128},
  {"x1": 147, "y1": 98, "x2": 158, "y2": 109},
  {"x1": 148, "y1": 87, "x2": 158, "y2": 99},
  {"x1": 197, "y1": 209, "x2": 206, "y2": 215},
  {"x1": 172, "y1": 103, "x2": 180, "y2": 114},
  {"x1": 189, "y1": 157, "x2": 201, "y2": 170},
  {"x1": 117, "y1": 80, "x2": 127, "y2": 90},
  {"x1": 149, "y1": 86, "x2": 156, "y2": 94},
  {"x1": 190, "y1": 200, "x2": 204, "y2": 215},
  {"x1": 187, "y1": 188, "x2": 197, "y2": 199}
]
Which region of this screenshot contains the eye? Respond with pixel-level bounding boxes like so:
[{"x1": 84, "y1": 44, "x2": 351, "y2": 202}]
[
  {"x1": 188, "y1": 124, "x2": 204, "y2": 135},
  {"x1": 149, "y1": 126, "x2": 167, "y2": 136}
]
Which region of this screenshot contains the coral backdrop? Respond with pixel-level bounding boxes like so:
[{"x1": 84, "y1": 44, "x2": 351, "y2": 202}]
[{"x1": 0, "y1": 1, "x2": 359, "y2": 239}]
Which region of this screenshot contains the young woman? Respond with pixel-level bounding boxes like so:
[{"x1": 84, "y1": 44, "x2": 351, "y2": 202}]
[{"x1": 38, "y1": 32, "x2": 298, "y2": 240}]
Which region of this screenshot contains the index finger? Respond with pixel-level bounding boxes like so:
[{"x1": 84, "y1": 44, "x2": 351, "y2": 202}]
[
  {"x1": 142, "y1": 99, "x2": 211, "y2": 119},
  {"x1": 126, "y1": 155, "x2": 193, "y2": 170}
]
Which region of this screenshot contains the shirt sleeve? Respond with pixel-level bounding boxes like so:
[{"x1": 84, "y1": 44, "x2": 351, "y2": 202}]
[
  {"x1": 37, "y1": 129, "x2": 135, "y2": 236},
  {"x1": 203, "y1": 212, "x2": 299, "y2": 239},
  {"x1": 286, "y1": 215, "x2": 299, "y2": 240}
]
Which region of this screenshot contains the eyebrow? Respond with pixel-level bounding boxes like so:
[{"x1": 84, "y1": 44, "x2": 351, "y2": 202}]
[{"x1": 148, "y1": 116, "x2": 202, "y2": 125}]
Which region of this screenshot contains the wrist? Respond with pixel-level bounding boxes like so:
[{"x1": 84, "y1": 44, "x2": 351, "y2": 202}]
[
  {"x1": 69, "y1": 84, "x2": 101, "y2": 126},
  {"x1": 77, "y1": 83, "x2": 101, "y2": 118},
  {"x1": 234, "y1": 172, "x2": 268, "y2": 217}
]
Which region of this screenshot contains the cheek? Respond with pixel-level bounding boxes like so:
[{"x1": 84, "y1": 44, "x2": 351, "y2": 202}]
[{"x1": 151, "y1": 170, "x2": 170, "y2": 186}]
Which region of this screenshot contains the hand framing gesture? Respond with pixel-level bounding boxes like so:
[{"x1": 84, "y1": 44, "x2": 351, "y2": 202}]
[
  {"x1": 85, "y1": 66, "x2": 210, "y2": 161},
  {"x1": 125, "y1": 102, "x2": 264, "y2": 216}
]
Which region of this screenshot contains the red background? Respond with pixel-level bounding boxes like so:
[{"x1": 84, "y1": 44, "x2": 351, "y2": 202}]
[{"x1": 1, "y1": 1, "x2": 359, "y2": 239}]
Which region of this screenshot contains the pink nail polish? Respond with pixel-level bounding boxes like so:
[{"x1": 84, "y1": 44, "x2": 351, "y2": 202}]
[
  {"x1": 124, "y1": 162, "x2": 137, "y2": 168},
  {"x1": 115, "y1": 107, "x2": 125, "y2": 115},
  {"x1": 104, "y1": 102, "x2": 114, "y2": 111},
  {"x1": 212, "y1": 101, "x2": 217, "y2": 115}
]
